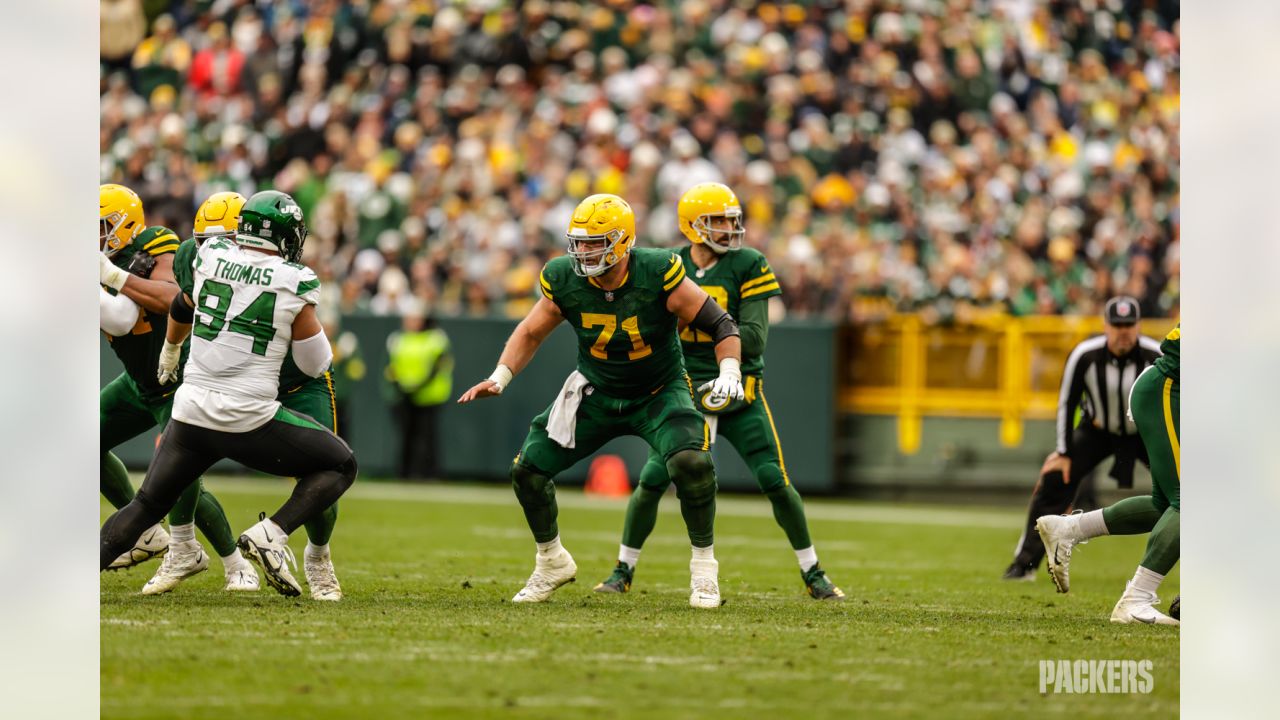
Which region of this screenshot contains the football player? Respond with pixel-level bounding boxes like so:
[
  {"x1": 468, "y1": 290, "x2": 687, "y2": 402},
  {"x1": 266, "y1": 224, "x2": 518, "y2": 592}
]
[
  {"x1": 99, "y1": 184, "x2": 256, "y2": 591},
  {"x1": 458, "y1": 194, "x2": 744, "y2": 608},
  {"x1": 100, "y1": 190, "x2": 359, "y2": 599},
  {"x1": 170, "y1": 191, "x2": 344, "y2": 601},
  {"x1": 594, "y1": 183, "x2": 845, "y2": 600},
  {"x1": 1037, "y1": 324, "x2": 1180, "y2": 625}
]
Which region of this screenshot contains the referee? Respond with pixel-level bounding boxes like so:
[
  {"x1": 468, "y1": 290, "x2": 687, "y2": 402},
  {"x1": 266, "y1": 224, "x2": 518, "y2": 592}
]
[{"x1": 1003, "y1": 296, "x2": 1163, "y2": 581}]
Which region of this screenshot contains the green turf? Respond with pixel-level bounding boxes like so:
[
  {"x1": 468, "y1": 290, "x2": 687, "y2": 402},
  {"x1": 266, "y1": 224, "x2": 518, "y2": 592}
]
[{"x1": 101, "y1": 478, "x2": 1178, "y2": 719}]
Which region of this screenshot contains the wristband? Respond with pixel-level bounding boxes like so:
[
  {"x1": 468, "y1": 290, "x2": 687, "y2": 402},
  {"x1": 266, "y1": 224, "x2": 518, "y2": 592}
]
[
  {"x1": 488, "y1": 364, "x2": 514, "y2": 391},
  {"x1": 100, "y1": 254, "x2": 129, "y2": 291},
  {"x1": 718, "y1": 357, "x2": 741, "y2": 380}
]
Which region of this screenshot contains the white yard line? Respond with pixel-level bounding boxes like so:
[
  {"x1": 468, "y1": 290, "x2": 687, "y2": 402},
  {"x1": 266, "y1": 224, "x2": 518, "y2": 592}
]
[{"x1": 165, "y1": 476, "x2": 1022, "y2": 530}]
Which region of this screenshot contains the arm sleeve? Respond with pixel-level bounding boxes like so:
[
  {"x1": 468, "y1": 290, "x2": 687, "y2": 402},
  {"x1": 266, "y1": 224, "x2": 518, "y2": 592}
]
[
  {"x1": 292, "y1": 332, "x2": 333, "y2": 378},
  {"x1": 100, "y1": 288, "x2": 140, "y2": 336},
  {"x1": 1055, "y1": 346, "x2": 1090, "y2": 456},
  {"x1": 737, "y1": 297, "x2": 769, "y2": 359}
]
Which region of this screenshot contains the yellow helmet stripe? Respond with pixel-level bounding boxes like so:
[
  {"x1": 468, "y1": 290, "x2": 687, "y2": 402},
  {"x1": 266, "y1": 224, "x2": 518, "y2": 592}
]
[
  {"x1": 663, "y1": 254, "x2": 684, "y2": 281},
  {"x1": 741, "y1": 281, "x2": 781, "y2": 299},
  {"x1": 740, "y1": 272, "x2": 777, "y2": 292}
]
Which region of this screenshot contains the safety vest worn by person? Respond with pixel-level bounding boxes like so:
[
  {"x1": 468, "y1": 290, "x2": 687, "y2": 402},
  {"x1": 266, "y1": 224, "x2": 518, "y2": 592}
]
[{"x1": 389, "y1": 329, "x2": 453, "y2": 406}]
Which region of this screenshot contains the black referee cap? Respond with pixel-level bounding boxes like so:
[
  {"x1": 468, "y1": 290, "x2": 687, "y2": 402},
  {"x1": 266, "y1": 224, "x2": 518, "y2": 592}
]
[{"x1": 1104, "y1": 296, "x2": 1140, "y2": 326}]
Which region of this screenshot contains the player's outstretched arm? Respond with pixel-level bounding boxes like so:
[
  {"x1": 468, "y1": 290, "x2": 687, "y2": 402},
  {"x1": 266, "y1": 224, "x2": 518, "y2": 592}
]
[
  {"x1": 458, "y1": 296, "x2": 563, "y2": 403},
  {"x1": 667, "y1": 277, "x2": 744, "y2": 400},
  {"x1": 101, "y1": 253, "x2": 181, "y2": 315}
]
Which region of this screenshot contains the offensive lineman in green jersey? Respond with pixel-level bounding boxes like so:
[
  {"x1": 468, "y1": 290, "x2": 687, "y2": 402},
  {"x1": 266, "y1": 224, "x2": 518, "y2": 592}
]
[
  {"x1": 98, "y1": 184, "x2": 256, "y2": 591},
  {"x1": 458, "y1": 194, "x2": 746, "y2": 609},
  {"x1": 170, "y1": 192, "x2": 344, "y2": 601},
  {"x1": 1037, "y1": 323, "x2": 1180, "y2": 625},
  {"x1": 595, "y1": 183, "x2": 845, "y2": 600}
]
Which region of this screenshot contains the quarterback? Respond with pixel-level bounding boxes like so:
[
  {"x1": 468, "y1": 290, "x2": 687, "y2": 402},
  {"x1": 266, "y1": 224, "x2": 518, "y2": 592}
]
[
  {"x1": 595, "y1": 183, "x2": 844, "y2": 600},
  {"x1": 458, "y1": 194, "x2": 744, "y2": 609}
]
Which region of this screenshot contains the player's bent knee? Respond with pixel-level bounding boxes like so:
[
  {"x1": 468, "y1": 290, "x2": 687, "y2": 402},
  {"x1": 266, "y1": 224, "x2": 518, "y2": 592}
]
[
  {"x1": 336, "y1": 455, "x2": 358, "y2": 490},
  {"x1": 668, "y1": 450, "x2": 716, "y2": 502},
  {"x1": 510, "y1": 463, "x2": 556, "y2": 507},
  {"x1": 756, "y1": 464, "x2": 787, "y2": 494}
]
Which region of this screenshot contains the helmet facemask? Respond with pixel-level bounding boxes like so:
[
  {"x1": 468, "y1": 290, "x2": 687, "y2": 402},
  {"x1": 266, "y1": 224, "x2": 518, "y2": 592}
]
[
  {"x1": 100, "y1": 211, "x2": 130, "y2": 256},
  {"x1": 567, "y1": 227, "x2": 626, "y2": 277},
  {"x1": 693, "y1": 209, "x2": 745, "y2": 254}
]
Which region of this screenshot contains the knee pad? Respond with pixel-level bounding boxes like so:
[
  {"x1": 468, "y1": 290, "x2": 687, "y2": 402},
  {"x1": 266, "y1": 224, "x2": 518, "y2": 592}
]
[
  {"x1": 667, "y1": 450, "x2": 716, "y2": 503},
  {"x1": 756, "y1": 464, "x2": 788, "y2": 494},
  {"x1": 510, "y1": 463, "x2": 556, "y2": 507}
]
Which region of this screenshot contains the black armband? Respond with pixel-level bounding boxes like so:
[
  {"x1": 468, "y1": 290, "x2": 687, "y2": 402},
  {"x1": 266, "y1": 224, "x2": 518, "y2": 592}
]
[
  {"x1": 170, "y1": 291, "x2": 195, "y2": 324},
  {"x1": 691, "y1": 295, "x2": 739, "y2": 344}
]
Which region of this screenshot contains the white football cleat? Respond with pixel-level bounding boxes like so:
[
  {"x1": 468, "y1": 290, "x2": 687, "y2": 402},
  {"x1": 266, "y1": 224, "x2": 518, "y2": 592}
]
[
  {"x1": 1111, "y1": 582, "x2": 1180, "y2": 626},
  {"x1": 109, "y1": 523, "x2": 170, "y2": 570},
  {"x1": 512, "y1": 548, "x2": 577, "y2": 603},
  {"x1": 224, "y1": 564, "x2": 260, "y2": 592},
  {"x1": 237, "y1": 517, "x2": 301, "y2": 597},
  {"x1": 304, "y1": 552, "x2": 343, "y2": 601},
  {"x1": 689, "y1": 557, "x2": 721, "y2": 609},
  {"x1": 1037, "y1": 514, "x2": 1080, "y2": 593},
  {"x1": 140, "y1": 540, "x2": 208, "y2": 595}
]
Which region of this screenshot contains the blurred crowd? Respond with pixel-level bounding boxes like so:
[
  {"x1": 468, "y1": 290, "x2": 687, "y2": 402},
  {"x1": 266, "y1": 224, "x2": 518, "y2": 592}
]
[{"x1": 100, "y1": 0, "x2": 1180, "y2": 323}]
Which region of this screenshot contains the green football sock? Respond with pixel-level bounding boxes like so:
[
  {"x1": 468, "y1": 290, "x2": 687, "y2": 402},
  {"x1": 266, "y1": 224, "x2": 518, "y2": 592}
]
[
  {"x1": 303, "y1": 502, "x2": 339, "y2": 547},
  {"x1": 100, "y1": 452, "x2": 135, "y2": 510},
  {"x1": 168, "y1": 479, "x2": 201, "y2": 526},
  {"x1": 765, "y1": 485, "x2": 813, "y2": 550},
  {"x1": 190, "y1": 483, "x2": 239, "y2": 557},
  {"x1": 1101, "y1": 495, "x2": 1164, "y2": 535},
  {"x1": 621, "y1": 485, "x2": 663, "y2": 549},
  {"x1": 512, "y1": 466, "x2": 559, "y2": 543},
  {"x1": 1139, "y1": 507, "x2": 1179, "y2": 576}
]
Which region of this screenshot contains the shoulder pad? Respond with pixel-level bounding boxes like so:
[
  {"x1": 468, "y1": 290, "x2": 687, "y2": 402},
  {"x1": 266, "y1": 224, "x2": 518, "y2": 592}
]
[{"x1": 138, "y1": 226, "x2": 181, "y2": 256}]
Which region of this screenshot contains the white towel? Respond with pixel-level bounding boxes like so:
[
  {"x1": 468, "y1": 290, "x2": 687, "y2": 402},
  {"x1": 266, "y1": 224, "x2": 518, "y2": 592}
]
[
  {"x1": 547, "y1": 370, "x2": 592, "y2": 448},
  {"x1": 704, "y1": 415, "x2": 718, "y2": 445}
]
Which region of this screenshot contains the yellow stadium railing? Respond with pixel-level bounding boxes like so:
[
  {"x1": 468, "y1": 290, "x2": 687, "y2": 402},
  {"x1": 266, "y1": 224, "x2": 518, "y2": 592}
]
[{"x1": 840, "y1": 314, "x2": 1178, "y2": 454}]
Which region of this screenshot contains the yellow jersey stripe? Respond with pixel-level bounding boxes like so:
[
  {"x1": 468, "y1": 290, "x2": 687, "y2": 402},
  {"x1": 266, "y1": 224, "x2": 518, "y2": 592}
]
[
  {"x1": 145, "y1": 242, "x2": 180, "y2": 256},
  {"x1": 539, "y1": 271, "x2": 553, "y2": 299},
  {"x1": 662, "y1": 267, "x2": 686, "y2": 291},
  {"x1": 143, "y1": 233, "x2": 179, "y2": 250},
  {"x1": 759, "y1": 391, "x2": 790, "y2": 485},
  {"x1": 1162, "y1": 376, "x2": 1179, "y2": 479},
  {"x1": 740, "y1": 273, "x2": 777, "y2": 291},
  {"x1": 741, "y1": 282, "x2": 781, "y2": 299},
  {"x1": 663, "y1": 254, "x2": 684, "y2": 281}
]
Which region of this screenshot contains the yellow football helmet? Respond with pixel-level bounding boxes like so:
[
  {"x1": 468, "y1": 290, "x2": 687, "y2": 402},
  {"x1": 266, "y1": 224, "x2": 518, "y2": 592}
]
[
  {"x1": 194, "y1": 191, "x2": 247, "y2": 241},
  {"x1": 565, "y1": 193, "x2": 636, "y2": 277},
  {"x1": 100, "y1": 184, "x2": 145, "y2": 257},
  {"x1": 677, "y1": 182, "x2": 744, "y2": 253}
]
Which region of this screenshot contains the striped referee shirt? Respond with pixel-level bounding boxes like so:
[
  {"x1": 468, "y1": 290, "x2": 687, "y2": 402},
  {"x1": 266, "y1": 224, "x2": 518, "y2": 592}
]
[{"x1": 1055, "y1": 334, "x2": 1163, "y2": 456}]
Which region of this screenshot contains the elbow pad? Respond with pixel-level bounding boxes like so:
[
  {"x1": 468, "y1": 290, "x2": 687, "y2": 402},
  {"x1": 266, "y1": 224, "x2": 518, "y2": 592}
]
[
  {"x1": 690, "y1": 295, "x2": 739, "y2": 344},
  {"x1": 292, "y1": 332, "x2": 333, "y2": 378},
  {"x1": 170, "y1": 291, "x2": 195, "y2": 324}
]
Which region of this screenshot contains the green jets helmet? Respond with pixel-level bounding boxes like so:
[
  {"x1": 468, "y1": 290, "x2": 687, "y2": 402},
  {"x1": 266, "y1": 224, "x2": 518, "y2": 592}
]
[{"x1": 236, "y1": 190, "x2": 308, "y2": 262}]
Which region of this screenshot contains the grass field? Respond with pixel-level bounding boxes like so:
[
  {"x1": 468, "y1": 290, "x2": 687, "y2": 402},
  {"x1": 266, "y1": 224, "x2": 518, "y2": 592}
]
[{"x1": 101, "y1": 477, "x2": 1178, "y2": 719}]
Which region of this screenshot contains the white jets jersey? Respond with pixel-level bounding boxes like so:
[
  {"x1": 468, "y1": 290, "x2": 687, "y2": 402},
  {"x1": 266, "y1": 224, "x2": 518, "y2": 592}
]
[{"x1": 172, "y1": 238, "x2": 320, "y2": 432}]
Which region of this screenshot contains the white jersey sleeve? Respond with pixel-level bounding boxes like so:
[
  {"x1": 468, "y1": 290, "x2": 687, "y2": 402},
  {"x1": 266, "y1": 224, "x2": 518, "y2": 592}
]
[{"x1": 172, "y1": 239, "x2": 319, "y2": 432}]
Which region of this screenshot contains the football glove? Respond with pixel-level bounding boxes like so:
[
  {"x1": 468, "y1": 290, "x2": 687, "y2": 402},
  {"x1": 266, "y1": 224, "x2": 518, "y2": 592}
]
[
  {"x1": 126, "y1": 250, "x2": 157, "y2": 279},
  {"x1": 157, "y1": 340, "x2": 182, "y2": 385},
  {"x1": 697, "y1": 357, "x2": 744, "y2": 403}
]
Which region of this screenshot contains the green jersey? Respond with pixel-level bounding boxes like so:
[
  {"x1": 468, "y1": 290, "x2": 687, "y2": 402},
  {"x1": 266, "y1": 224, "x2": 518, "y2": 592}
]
[
  {"x1": 539, "y1": 248, "x2": 688, "y2": 399},
  {"x1": 103, "y1": 226, "x2": 185, "y2": 404},
  {"x1": 175, "y1": 237, "x2": 315, "y2": 392},
  {"x1": 677, "y1": 245, "x2": 780, "y2": 382},
  {"x1": 1154, "y1": 323, "x2": 1179, "y2": 382}
]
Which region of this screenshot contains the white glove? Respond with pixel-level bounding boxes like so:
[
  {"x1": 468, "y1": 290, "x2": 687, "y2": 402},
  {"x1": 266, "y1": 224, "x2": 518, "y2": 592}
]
[
  {"x1": 697, "y1": 357, "x2": 744, "y2": 402},
  {"x1": 157, "y1": 340, "x2": 182, "y2": 385},
  {"x1": 100, "y1": 253, "x2": 128, "y2": 291}
]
